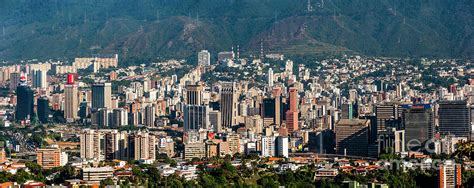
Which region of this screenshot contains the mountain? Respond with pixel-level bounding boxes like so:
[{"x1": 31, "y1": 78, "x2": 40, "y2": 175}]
[{"x1": 0, "y1": 0, "x2": 473, "y2": 61}]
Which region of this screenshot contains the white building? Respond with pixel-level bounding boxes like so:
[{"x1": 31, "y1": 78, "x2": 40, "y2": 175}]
[{"x1": 198, "y1": 50, "x2": 211, "y2": 66}]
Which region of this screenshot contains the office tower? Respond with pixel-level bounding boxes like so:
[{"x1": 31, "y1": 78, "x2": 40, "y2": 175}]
[
  {"x1": 111, "y1": 108, "x2": 128, "y2": 128},
  {"x1": 378, "y1": 129, "x2": 405, "y2": 154},
  {"x1": 402, "y1": 105, "x2": 434, "y2": 151},
  {"x1": 276, "y1": 136, "x2": 289, "y2": 158},
  {"x1": 64, "y1": 74, "x2": 78, "y2": 123},
  {"x1": 261, "y1": 136, "x2": 276, "y2": 157},
  {"x1": 32, "y1": 70, "x2": 47, "y2": 89},
  {"x1": 37, "y1": 97, "x2": 49, "y2": 124},
  {"x1": 308, "y1": 130, "x2": 335, "y2": 154},
  {"x1": 79, "y1": 101, "x2": 89, "y2": 121},
  {"x1": 286, "y1": 88, "x2": 299, "y2": 133},
  {"x1": 184, "y1": 105, "x2": 209, "y2": 131},
  {"x1": 36, "y1": 148, "x2": 67, "y2": 169},
  {"x1": 438, "y1": 100, "x2": 470, "y2": 138},
  {"x1": 92, "y1": 108, "x2": 110, "y2": 128},
  {"x1": 268, "y1": 68, "x2": 274, "y2": 87},
  {"x1": 15, "y1": 77, "x2": 34, "y2": 121},
  {"x1": 220, "y1": 82, "x2": 237, "y2": 128},
  {"x1": 134, "y1": 132, "x2": 156, "y2": 160},
  {"x1": 209, "y1": 110, "x2": 222, "y2": 133},
  {"x1": 92, "y1": 82, "x2": 112, "y2": 109},
  {"x1": 438, "y1": 160, "x2": 462, "y2": 188},
  {"x1": 375, "y1": 104, "x2": 402, "y2": 131},
  {"x1": 9, "y1": 72, "x2": 21, "y2": 91},
  {"x1": 262, "y1": 98, "x2": 276, "y2": 126},
  {"x1": 144, "y1": 105, "x2": 155, "y2": 127},
  {"x1": 198, "y1": 50, "x2": 211, "y2": 66},
  {"x1": 335, "y1": 119, "x2": 370, "y2": 157},
  {"x1": 186, "y1": 84, "x2": 203, "y2": 105}
]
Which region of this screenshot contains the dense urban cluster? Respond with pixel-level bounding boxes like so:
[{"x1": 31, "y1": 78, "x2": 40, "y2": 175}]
[{"x1": 0, "y1": 51, "x2": 472, "y2": 188}]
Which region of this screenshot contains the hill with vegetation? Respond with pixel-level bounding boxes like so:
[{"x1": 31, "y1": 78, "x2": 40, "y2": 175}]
[{"x1": 0, "y1": 0, "x2": 472, "y2": 61}]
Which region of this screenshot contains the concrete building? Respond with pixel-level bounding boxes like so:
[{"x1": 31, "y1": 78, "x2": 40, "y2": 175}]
[
  {"x1": 286, "y1": 88, "x2": 299, "y2": 133},
  {"x1": 184, "y1": 105, "x2": 209, "y2": 131},
  {"x1": 184, "y1": 142, "x2": 205, "y2": 160},
  {"x1": 335, "y1": 119, "x2": 370, "y2": 157},
  {"x1": 438, "y1": 100, "x2": 470, "y2": 138},
  {"x1": 198, "y1": 50, "x2": 211, "y2": 66},
  {"x1": 82, "y1": 167, "x2": 114, "y2": 183},
  {"x1": 36, "y1": 148, "x2": 68, "y2": 169},
  {"x1": 220, "y1": 82, "x2": 237, "y2": 128},
  {"x1": 64, "y1": 74, "x2": 78, "y2": 123}
]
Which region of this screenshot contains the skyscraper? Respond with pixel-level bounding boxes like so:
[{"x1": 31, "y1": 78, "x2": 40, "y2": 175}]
[
  {"x1": 286, "y1": 87, "x2": 299, "y2": 133},
  {"x1": 37, "y1": 96, "x2": 49, "y2": 124},
  {"x1": 402, "y1": 104, "x2": 434, "y2": 151},
  {"x1": 64, "y1": 74, "x2": 78, "y2": 123},
  {"x1": 15, "y1": 76, "x2": 34, "y2": 121},
  {"x1": 144, "y1": 105, "x2": 156, "y2": 127},
  {"x1": 220, "y1": 82, "x2": 237, "y2": 128},
  {"x1": 32, "y1": 69, "x2": 47, "y2": 89},
  {"x1": 186, "y1": 84, "x2": 203, "y2": 105},
  {"x1": 335, "y1": 119, "x2": 370, "y2": 157},
  {"x1": 438, "y1": 100, "x2": 470, "y2": 138},
  {"x1": 92, "y1": 82, "x2": 112, "y2": 109},
  {"x1": 267, "y1": 68, "x2": 274, "y2": 87},
  {"x1": 9, "y1": 72, "x2": 21, "y2": 92},
  {"x1": 198, "y1": 50, "x2": 211, "y2": 66},
  {"x1": 184, "y1": 105, "x2": 209, "y2": 131}
]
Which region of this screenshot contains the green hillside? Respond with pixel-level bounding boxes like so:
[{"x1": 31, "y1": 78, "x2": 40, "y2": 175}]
[{"x1": 0, "y1": 0, "x2": 472, "y2": 61}]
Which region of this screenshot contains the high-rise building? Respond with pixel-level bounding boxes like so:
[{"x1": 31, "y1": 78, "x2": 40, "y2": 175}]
[
  {"x1": 64, "y1": 74, "x2": 78, "y2": 123},
  {"x1": 186, "y1": 84, "x2": 203, "y2": 105},
  {"x1": 276, "y1": 136, "x2": 289, "y2": 158},
  {"x1": 198, "y1": 50, "x2": 211, "y2": 66},
  {"x1": 184, "y1": 105, "x2": 209, "y2": 131},
  {"x1": 438, "y1": 160, "x2": 462, "y2": 188},
  {"x1": 261, "y1": 136, "x2": 276, "y2": 157},
  {"x1": 375, "y1": 104, "x2": 402, "y2": 131},
  {"x1": 209, "y1": 110, "x2": 222, "y2": 133},
  {"x1": 36, "y1": 148, "x2": 68, "y2": 169},
  {"x1": 335, "y1": 119, "x2": 370, "y2": 157},
  {"x1": 268, "y1": 68, "x2": 274, "y2": 87},
  {"x1": 37, "y1": 96, "x2": 49, "y2": 124},
  {"x1": 286, "y1": 88, "x2": 299, "y2": 133},
  {"x1": 111, "y1": 108, "x2": 128, "y2": 128},
  {"x1": 134, "y1": 132, "x2": 156, "y2": 160},
  {"x1": 438, "y1": 100, "x2": 470, "y2": 138},
  {"x1": 402, "y1": 104, "x2": 434, "y2": 151},
  {"x1": 220, "y1": 82, "x2": 237, "y2": 128},
  {"x1": 32, "y1": 70, "x2": 47, "y2": 89},
  {"x1": 144, "y1": 105, "x2": 155, "y2": 127},
  {"x1": 9, "y1": 72, "x2": 21, "y2": 92},
  {"x1": 80, "y1": 129, "x2": 103, "y2": 161},
  {"x1": 15, "y1": 76, "x2": 34, "y2": 121},
  {"x1": 92, "y1": 82, "x2": 112, "y2": 109}
]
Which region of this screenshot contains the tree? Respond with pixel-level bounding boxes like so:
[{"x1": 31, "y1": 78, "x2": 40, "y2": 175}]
[{"x1": 101, "y1": 177, "x2": 115, "y2": 187}]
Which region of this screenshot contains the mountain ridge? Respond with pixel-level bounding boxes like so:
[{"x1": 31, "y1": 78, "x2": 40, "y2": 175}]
[{"x1": 0, "y1": 0, "x2": 472, "y2": 61}]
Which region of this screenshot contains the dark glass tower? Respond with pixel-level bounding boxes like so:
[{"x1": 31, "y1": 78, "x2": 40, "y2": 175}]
[
  {"x1": 438, "y1": 100, "x2": 470, "y2": 138},
  {"x1": 15, "y1": 80, "x2": 34, "y2": 121},
  {"x1": 37, "y1": 97, "x2": 49, "y2": 124}
]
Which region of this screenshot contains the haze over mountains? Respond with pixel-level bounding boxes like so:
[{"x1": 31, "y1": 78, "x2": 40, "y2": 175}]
[{"x1": 0, "y1": 0, "x2": 473, "y2": 61}]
